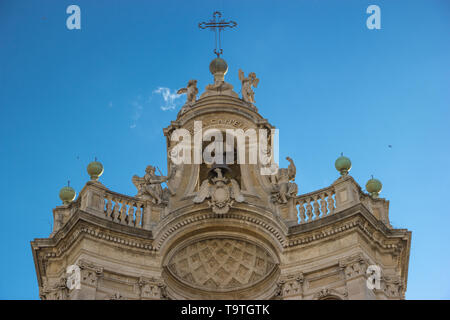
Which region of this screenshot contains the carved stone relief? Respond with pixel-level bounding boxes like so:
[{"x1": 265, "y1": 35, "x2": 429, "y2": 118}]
[{"x1": 166, "y1": 238, "x2": 276, "y2": 291}]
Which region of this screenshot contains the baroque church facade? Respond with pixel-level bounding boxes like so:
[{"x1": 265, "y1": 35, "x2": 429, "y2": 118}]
[{"x1": 31, "y1": 56, "x2": 411, "y2": 300}]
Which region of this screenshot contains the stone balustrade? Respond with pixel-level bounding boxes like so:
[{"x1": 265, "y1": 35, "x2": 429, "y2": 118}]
[
  {"x1": 295, "y1": 186, "x2": 336, "y2": 224},
  {"x1": 103, "y1": 192, "x2": 145, "y2": 228},
  {"x1": 292, "y1": 176, "x2": 391, "y2": 227},
  {"x1": 75, "y1": 182, "x2": 160, "y2": 231},
  {"x1": 51, "y1": 176, "x2": 391, "y2": 237}
]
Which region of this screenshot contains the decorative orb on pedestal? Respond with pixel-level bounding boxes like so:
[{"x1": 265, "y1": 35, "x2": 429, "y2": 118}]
[
  {"x1": 59, "y1": 184, "x2": 76, "y2": 205},
  {"x1": 87, "y1": 159, "x2": 104, "y2": 181},
  {"x1": 335, "y1": 153, "x2": 352, "y2": 176},
  {"x1": 209, "y1": 57, "x2": 228, "y2": 81},
  {"x1": 366, "y1": 176, "x2": 382, "y2": 198}
]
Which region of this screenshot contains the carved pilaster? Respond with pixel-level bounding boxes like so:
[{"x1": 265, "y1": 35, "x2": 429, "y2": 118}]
[
  {"x1": 380, "y1": 275, "x2": 404, "y2": 300},
  {"x1": 138, "y1": 276, "x2": 162, "y2": 300},
  {"x1": 67, "y1": 259, "x2": 104, "y2": 299},
  {"x1": 40, "y1": 276, "x2": 68, "y2": 300},
  {"x1": 338, "y1": 253, "x2": 376, "y2": 299},
  {"x1": 338, "y1": 253, "x2": 370, "y2": 281},
  {"x1": 78, "y1": 259, "x2": 104, "y2": 287},
  {"x1": 276, "y1": 273, "x2": 304, "y2": 299}
]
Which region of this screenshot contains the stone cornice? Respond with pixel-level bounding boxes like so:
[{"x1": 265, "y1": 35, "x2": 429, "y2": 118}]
[{"x1": 285, "y1": 205, "x2": 411, "y2": 266}]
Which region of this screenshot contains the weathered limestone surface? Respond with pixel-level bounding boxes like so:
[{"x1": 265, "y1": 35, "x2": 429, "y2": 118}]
[{"x1": 31, "y1": 66, "x2": 411, "y2": 300}]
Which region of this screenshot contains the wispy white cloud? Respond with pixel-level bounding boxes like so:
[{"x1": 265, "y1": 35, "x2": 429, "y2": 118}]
[
  {"x1": 128, "y1": 88, "x2": 183, "y2": 129},
  {"x1": 153, "y1": 87, "x2": 183, "y2": 111},
  {"x1": 130, "y1": 97, "x2": 144, "y2": 129}
]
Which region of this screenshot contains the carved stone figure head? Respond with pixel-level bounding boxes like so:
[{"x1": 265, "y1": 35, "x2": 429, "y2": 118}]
[{"x1": 145, "y1": 165, "x2": 156, "y2": 174}]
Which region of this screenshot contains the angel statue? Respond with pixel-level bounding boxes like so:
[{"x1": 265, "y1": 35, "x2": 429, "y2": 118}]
[
  {"x1": 270, "y1": 157, "x2": 298, "y2": 204},
  {"x1": 132, "y1": 165, "x2": 176, "y2": 204},
  {"x1": 193, "y1": 167, "x2": 244, "y2": 214},
  {"x1": 238, "y1": 69, "x2": 259, "y2": 104},
  {"x1": 177, "y1": 79, "x2": 198, "y2": 115}
]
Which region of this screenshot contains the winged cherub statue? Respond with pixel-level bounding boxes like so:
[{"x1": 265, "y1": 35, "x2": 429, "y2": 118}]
[
  {"x1": 270, "y1": 157, "x2": 298, "y2": 204},
  {"x1": 193, "y1": 167, "x2": 244, "y2": 214},
  {"x1": 177, "y1": 80, "x2": 198, "y2": 106},
  {"x1": 238, "y1": 69, "x2": 259, "y2": 104}
]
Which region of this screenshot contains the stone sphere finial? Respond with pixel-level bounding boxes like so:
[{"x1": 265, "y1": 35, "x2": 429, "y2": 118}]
[
  {"x1": 209, "y1": 57, "x2": 228, "y2": 81},
  {"x1": 87, "y1": 158, "x2": 104, "y2": 181},
  {"x1": 335, "y1": 153, "x2": 352, "y2": 176},
  {"x1": 366, "y1": 175, "x2": 382, "y2": 198},
  {"x1": 59, "y1": 181, "x2": 76, "y2": 205}
]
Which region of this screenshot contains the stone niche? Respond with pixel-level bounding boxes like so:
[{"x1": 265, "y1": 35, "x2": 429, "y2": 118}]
[{"x1": 163, "y1": 236, "x2": 279, "y2": 299}]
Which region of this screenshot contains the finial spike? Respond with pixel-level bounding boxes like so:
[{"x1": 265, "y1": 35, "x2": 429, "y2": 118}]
[{"x1": 68, "y1": 180, "x2": 70, "y2": 187}]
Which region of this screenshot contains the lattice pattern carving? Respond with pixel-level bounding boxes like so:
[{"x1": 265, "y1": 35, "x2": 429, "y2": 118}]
[{"x1": 167, "y1": 238, "x2": 275, "y2": 290}]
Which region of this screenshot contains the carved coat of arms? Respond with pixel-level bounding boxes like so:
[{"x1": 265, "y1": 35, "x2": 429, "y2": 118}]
[{"x1": 193, "y1": 167, "x2": 244, "y2": 214}]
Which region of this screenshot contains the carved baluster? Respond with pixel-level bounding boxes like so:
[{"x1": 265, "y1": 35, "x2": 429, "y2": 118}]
[
  {"x1": 135, "y1": 203, "x2": 142, "y2": 227},
  {"x1": 112, "y1": 199, "x2": 120, "y2": 221},
  {"x1": 320, "y1": 193, "x2": 328, "y2": 216},
  {"x1": 313, "y1": 196, "x2": 320, "y2": 219},
  {"x1": 105, "y1": 196, "x2": 112, "y2": 217},
  {"x1": 128, "y1": 205, "x2": 135, "y2": 226},
  {"x1": 298, "y1": 200, "x2": 306, "y2": 224},
  {"x1": 305, "y1": 198, "x2": 313, "y2": 222},
  {"x1": 119, "y1": 202, "x2": 128, "y2": 223},
  {"x1": 327, "y1": 192, "x2": 335, "y2": 215}
]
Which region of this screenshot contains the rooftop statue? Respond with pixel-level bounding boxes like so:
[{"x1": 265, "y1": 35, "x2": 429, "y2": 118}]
[
  {"x1": 177, "y1": 79, "x2": 198, "y2": 115},
  {"x1": 238, "y1": 69, "x2": 259, "y2": 104},
  {"x1": 270, "y1": 157, "x2": 298, "y2": 204},
  {"x1": 132, "y1": 165, "x2": 176, "y2": 204}
]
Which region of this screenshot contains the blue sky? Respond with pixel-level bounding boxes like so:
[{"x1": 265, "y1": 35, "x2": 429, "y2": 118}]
[{"x1": 0, "y1": 0, "x2": 449, "y2": 299}]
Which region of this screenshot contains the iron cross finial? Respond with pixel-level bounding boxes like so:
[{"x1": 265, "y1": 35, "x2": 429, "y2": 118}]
[{"x1": 199, "y1": 11, "x2": 237, "y2": 57}]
